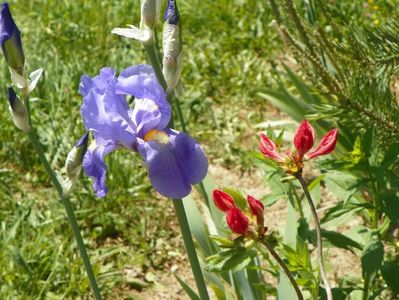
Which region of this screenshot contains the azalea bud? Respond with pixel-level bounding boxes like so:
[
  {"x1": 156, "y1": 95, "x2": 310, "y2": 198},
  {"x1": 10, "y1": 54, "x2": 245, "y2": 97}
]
[
  {"x1": 7, "y1": 87, "x2": 30, "y2": 132},
  {"x1": 307, "y1": 128, "x2": 338, "y2": 159},
  {"x1": 0, "y1": 3, "x2": 25, "y2": 75},
  {"x1": 213, "y1": 189, "x2": 235, "y2": 212},
  {"x1": 162, "y1": 0, "x2": 182, "y2": 91},
  {"x1": 226, "y1": 207, "x2": 249, "y2": 235},
  {"x1": 293, "y1": 120, "x2": 315, "y2": 160},
  {"x1": 259, "y1": 133, "x2": 285, "y2": 162},
  {"x1": 65, "y1": 133, "x2": 89, "y2": 181},
  {"x1": 247, "y1": 195, "x2": 264, "y2": 227},
  {"x1": 141, "y1": 0, "x2": 162, "y2": 30}
]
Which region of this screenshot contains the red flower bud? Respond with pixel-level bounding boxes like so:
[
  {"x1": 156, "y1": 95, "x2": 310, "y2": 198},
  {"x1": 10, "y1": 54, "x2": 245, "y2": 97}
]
[
  {"x1": 259, "y1": 133, "x2": 285, "y2": 162},
  {"x1": 293, "y1": 120, "x2": 315, "y2": 160},
  {"x1": 226, "y1": 208, "x2": 249, "y2": 235},
  {"x1": 307, "y1": 128, "x2": 338, "y2": 159},
  {"x1": 212, "y1": 189, "x2": 235, "y2": 212},
  {"x1": 247, "y1": 195, "x2": 264, "y2": 226}
]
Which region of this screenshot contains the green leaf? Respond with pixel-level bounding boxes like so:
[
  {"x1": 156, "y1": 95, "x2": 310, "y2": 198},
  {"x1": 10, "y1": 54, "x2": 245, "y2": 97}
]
[
  {"x1": 379, "y1": 193, "x2": 399, "y2": 223},
  {"x1": 209, "y1": 236, "x2": 235, "y2": 248},
  {"x1": 381, "y1": 261, "x2": 399, "y2": 295},
  {"x1": 174, "y1": 274, "x2": 201, "y2": 300},
  {"x1": 257, "y1": 90, "x2": 308, "y2": 122},
  {"x1": 321, "y1": 230, "x2": 362, "y2": 252},
  {"x1": 246, "y1": 257, "x2": 266, "y2": 300},
  {"x1": 233, "y1": 270, "x2": 259, "y2": 300},
  {"x1": 381, "y1": 143, "x2": 399, "y2": 168},
  {"x1": 323, "y1": 170, "x2": 363, "y2": 204},
  {"x1": 283, "y1": 64, "x2": 319, "y2": 105},
  {"x1": 321, "y1": 201, "x2": 372, "y2": 226},
  {"x1": 283, "y1": 197, "x2": 298, "y2": 249},
  {"x1": 183, "y1": 195, "x2": 214, "y2": 256},
  {"x1": 223, "y1": 187, "x2": 247, "y2": 212},
  {"x1": 307, "y1": 175, "x2": 325, "y2": 192},
  {"x1": 277, "y1": 272, "x2": 298, "y2": 300},
  {"x1": 205, "y1": 248, "x2": 257, "y2": 273},
  {"x1": 361, "y1": 233, "x2": 384, "y2": 281},
  {"x1": 10, "y1": 246, "x2": 32, "y2": 276}
]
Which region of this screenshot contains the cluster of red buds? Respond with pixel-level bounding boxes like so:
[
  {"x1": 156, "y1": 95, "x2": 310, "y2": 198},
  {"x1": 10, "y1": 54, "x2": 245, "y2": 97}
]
[
  {"x1": 212, "y1": 189, "x2": 266, "y2": 237},
  {"x1": 259, "y1": 120, "x2": 338, "y2": 175}
]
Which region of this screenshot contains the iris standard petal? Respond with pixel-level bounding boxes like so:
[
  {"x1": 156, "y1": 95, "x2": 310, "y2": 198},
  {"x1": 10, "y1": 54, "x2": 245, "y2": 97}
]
[
  {"x1": 132, "y1": 98, "x2": 172, "y2": 138},
  {"x1": 115, "y1": 64, "x2": 171, "y2": 129},
  {"x1": 80, "y1": 71, "x2": 136, "y2": 148},
  {"x1": 83, "y1": 140, "x2": 119, "y2": 197},
  {"x1": 137, "y1": 129, "x2": 208, "y2": 199}
]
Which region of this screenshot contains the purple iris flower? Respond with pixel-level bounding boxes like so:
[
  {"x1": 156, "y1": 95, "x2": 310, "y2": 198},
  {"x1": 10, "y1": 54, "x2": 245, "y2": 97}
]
[
  {"x1": 80, "y1": 65, "x2": 208, "y2": 199},
  {"x1": 0, "y1": 2, "x2": 24, "y2": 73}
]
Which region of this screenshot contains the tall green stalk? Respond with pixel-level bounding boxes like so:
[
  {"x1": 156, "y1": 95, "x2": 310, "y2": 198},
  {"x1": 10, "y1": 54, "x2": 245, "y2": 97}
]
[
  {"x1": 296, "y1": 174, "x2": 332, "y2": 300},
  {"x1": 145, "y1": 41, "x2": 210, "y2": 300},
  {"x1": 26, "y1": 130, "x2": 102, "y2": 300}
]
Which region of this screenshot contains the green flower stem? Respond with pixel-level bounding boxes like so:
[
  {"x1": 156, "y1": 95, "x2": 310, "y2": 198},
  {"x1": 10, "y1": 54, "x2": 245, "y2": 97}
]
[
  {"x1": 145, "y1": 42, "x2": 210, "y2": 300},
  {"x1": 296, "y1": 174, "x2": 332, "y2": 300},
  {"x1": 144, "y1": 42, "x2": 168, "y2": 91},
  {"x1": 27, "y1": 130, "x2": 102, "y2": 300},
  {"x1": 173, "y1": 199, "x2": 210, "y2": 300},
  {"x1": 261, "y1": 240, "x2": 303, "y2": 300}
]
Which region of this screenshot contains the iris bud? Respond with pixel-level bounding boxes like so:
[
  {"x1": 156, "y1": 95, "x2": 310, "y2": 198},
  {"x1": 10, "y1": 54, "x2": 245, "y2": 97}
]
[
  {"x1": 141, "y1": 0, "x2": 162, "y2": 30},
  {"x1": 65, "y1": 133, "x2": 89, "y2": 182},
  {"x1": 7, "y1": 86, "x2": 30, "y2": 132},
  {"x1": 0, "y1": 3, "x2": 25, "y2": 75},
  {"x1": 162, "y1": 0, "x2": 182, "y2": 92}
]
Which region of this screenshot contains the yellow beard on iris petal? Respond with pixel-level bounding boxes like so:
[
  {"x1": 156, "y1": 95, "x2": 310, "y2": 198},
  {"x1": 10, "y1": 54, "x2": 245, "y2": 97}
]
[{"x1": 143, "y1": 129, "x2": 169, "y2": 144}]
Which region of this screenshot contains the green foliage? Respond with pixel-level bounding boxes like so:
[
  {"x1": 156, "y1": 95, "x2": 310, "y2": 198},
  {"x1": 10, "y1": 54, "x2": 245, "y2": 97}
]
[
  {"x1": 361, "y1": 233, "x2": 384, "y2": 282},
  {"x1": 261, "y1": 1, "x2": 399, "y2": 297}
]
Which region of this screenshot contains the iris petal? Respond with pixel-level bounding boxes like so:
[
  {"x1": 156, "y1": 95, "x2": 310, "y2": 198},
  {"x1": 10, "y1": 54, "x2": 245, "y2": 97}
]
[
  {"x1": 83, "y1": 140, "x2": 119, "y2": 197},
  {"x1": 132, "y1": 98, "x2": 169, "y2": 138},
  {"x1": 137, "y1": 129, "x2": 208, "y2": 199},
  {"x1": 80, "y1": 68, "x2": 136, "y2": 148},
  {"x1": 116, "y1": 64, "x2": 171, "y2": 130}
]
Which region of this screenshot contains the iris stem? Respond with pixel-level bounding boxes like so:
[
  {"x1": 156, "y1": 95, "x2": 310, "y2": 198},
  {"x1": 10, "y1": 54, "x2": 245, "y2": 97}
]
[
  {"x1": 296, "y1": 174, "x2": 332, "y2": 300},
  {"x1": 261, "y1": 240, "x2": 303, "y2": 300},
  {"x1": 144, "y1": 42, "x2": 168, "y2": 91},
  {"x1": 173, "y1": 199, "x2": 210, "y2": 300},
  {"x1": 27, "y1": 130, "x2": 102, "y2": 300},
  {"x1": 145, "y1": 41, "x2": 210, "y2": 300}
]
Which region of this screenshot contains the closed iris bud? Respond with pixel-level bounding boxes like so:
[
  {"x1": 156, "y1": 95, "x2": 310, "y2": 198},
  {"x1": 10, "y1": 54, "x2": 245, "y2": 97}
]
[
  {"x1": 65, "y1": 133, "x2": 89, "y2": 182},
  {"x1": 226, "y1": 207, "x2": 249, "y2": 235},
  {"x1": 7, "y1": 86, "x2": 30, "y2": 132},
  {"x1": 293, "y1": 119, "x2": 315, "y2": 161},
  {"x1": 162, "y1": 0, "x2": 182, "y2": 92},
  {"x1": 247, "y1": 195, "x2": 264, "y2": 227},
  {"x1": 213, "y1": 189, "x2": 235, "y2": 212},
  {"x1": 141, "y1": 0, "x2": 162, "y2": 30},
  {"x1": 0, "y1": 3, "x2": 25, "y2": 75}
]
